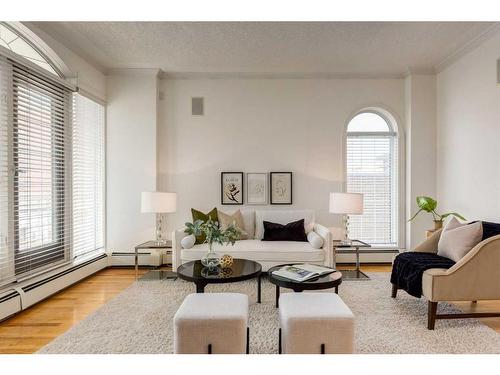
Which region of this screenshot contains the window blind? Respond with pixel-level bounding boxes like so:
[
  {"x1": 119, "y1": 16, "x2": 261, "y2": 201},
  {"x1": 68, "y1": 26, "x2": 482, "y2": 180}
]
[
  {"x1": 11, "y1": 61, "x2": 72, "y2": 277},
  {"x1": 346, "y1": 134, "x2": 398, "y2": 247},
  {"x1": 72, "y1": 94, "x2": 105, "y2": 259},
  {"x1": 0, "y1": 57, "x2": 14, "y2": 285}
]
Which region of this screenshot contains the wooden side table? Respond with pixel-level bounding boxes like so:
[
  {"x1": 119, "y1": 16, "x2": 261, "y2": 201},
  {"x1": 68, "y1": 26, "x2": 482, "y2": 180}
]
[{"x1": 134, "y1": 240, "x2": 172, "y2": 279}]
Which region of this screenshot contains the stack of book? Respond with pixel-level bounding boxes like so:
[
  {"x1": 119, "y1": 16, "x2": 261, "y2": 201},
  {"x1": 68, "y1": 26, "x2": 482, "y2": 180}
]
[{"x1": 271, "y1": 264, "x2": 334, "y2": 282}]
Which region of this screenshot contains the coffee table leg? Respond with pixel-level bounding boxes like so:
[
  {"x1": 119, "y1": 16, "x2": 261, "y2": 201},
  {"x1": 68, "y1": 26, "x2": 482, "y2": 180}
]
[
  {"x1": 275, "y1": 286, "x2": 280, "y2": 308},
  {"x1": 196, "y1": 282, "x2": 206, "y2": 293},
  {"x1": 257, "y1": 274, "x2": 262, "y2": 303},
  {"x1": 335, "y1": 286, "x2": 339, "y2": 294}
]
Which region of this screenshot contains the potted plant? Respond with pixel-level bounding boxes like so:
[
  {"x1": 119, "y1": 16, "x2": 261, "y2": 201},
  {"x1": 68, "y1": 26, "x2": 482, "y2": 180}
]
[
  {"x1": 185, "y1": 218, "x2": 241, "y2": 269},
  {"x1": 409, "y1": 196, "x2": 466, "y2": 230}
]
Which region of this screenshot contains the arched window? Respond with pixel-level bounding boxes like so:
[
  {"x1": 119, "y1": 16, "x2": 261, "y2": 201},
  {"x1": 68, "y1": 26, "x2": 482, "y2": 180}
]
[
  {"x1": 0, "y1": 23, "x2": 105, "y2": 285},
  {"x1": 346, "y1": 110, "x2": 399, "y2": 247},
  {"x1": 0, "y1": 22, "x2": 60, "y2": 76}
]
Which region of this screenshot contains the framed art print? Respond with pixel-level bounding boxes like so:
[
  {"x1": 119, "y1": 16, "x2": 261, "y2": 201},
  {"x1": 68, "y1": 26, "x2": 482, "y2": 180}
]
[
  {"x1": 270, "y1": 172, "x2": 292, "y2": 205},
  {"x1": 221, "y1": 172, "x2": 244, "y2": 205},
  {"x1": 246, "y1": 173, "x2": 268, "y2": 205}
]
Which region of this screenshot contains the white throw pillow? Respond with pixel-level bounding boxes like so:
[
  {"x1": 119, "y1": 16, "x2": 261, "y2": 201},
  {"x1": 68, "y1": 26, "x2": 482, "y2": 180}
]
[
  {"x1": 307, "y1": 231, "x2": 324, "y2": 249},
  {"x1": 181, "y1": 234, "x2": 196, "y2": 249},
  {"x1": 437, "y1": 217, "x2": 483, "y2": 262}
]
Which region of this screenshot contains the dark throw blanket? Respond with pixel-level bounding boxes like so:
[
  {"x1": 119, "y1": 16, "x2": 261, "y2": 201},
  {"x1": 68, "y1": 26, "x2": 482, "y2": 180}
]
[{"x1": 390, "y1": 252, "x2": 455, "y2": 298}]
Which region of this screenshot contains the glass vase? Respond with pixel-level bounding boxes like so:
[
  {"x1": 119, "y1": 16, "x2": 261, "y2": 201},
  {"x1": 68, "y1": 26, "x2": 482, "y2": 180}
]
[{"x1": 201, "y1": 242, "x2": 221, "y2": 269}]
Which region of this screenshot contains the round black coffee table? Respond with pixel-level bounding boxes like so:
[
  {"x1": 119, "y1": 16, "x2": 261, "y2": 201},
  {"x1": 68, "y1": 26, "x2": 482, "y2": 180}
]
[
  {"x1": 176, "y1": 258, "x2": 263, "y2": 303},
  {"x1": 267, "y1": 264, "x2": 342, "y2": 307}
]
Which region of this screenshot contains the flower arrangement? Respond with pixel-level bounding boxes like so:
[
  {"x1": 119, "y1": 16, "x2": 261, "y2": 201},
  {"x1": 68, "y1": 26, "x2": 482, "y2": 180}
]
[{"x1": 185, "y1": 218, "x2": 241, "y2": 268}]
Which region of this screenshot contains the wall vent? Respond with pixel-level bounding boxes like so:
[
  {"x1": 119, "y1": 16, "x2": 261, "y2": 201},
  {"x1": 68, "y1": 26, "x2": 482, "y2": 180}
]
[{"x1": 192, "y1": 97, "x2": 204, "y2": 116}]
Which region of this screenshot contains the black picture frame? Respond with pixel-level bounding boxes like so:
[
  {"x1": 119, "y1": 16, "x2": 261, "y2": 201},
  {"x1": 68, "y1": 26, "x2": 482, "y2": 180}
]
[
  {"x1": 270, "y1": 172, "x2": 293, "y2": 205},
  {"x1": 221, "y1": 172, "x2": 244, "y2": 205}
]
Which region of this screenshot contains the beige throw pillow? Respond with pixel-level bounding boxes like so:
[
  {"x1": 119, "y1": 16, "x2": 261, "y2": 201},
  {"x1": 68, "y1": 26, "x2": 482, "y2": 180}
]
[
  {"x1": 437, "y1": 217, "x2": 482, "y2": 262},
  {"x1": 217, "y1": 209, "x2": 248, "y2": 240}
]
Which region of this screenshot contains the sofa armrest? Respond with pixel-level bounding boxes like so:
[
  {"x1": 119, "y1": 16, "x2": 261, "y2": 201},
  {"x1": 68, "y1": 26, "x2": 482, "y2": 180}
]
[
  {"x1": 412, "y1": 229, "x2": 442, "y2": 253},
  {"x1": 314, "y1": 223, "x2": 333, "y2": 268},
  {"x1": 422, "y1": 235, "x2": 500, "y2": 301},
  {"x1": 172, "y1": 228, "x2": 187, "y2": 270}
]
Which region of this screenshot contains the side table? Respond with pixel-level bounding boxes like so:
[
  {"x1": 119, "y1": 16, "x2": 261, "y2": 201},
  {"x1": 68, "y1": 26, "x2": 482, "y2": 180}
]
[
  {"x1": 134, "y1": 240, "x2": 172, "y2": 279},
  {"x1": 333, "y1": 240, "x2": 371, "y2": 280}
]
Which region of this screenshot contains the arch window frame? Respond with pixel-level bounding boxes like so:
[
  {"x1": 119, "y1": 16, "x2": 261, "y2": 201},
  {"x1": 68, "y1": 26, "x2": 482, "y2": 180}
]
[{"x1": 343, "y1": 107, "x2": 405, "y2": 249}]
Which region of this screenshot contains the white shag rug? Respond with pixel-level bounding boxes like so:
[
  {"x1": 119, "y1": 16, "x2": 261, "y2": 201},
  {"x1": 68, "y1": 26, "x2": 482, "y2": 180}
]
[{"x1": 38, "y1": 273, "x2": 500, "y2": 354}]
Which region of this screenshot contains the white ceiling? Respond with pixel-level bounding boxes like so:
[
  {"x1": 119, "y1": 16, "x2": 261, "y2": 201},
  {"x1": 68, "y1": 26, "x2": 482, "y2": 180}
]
[{"x1": 30, "y1": 22, "x2": 498, "y2": 77}]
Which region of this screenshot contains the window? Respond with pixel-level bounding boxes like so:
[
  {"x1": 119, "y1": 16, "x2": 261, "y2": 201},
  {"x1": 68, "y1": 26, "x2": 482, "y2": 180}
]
[
  {"x1": 12, "y1": 63, "x2": 70, "y2": 276},
  {"x1": 346, "y1": 111, "x2": 399, "y2": 247},
  {"x1": 72, "y1": 94, "x2": 105, "y2": 259},
  {"x1": 0, "y1": 27, "x2": 105, "y2": 286},
  {"x1": 0, "y1": 23, "x2": 59, "y2": 76}
]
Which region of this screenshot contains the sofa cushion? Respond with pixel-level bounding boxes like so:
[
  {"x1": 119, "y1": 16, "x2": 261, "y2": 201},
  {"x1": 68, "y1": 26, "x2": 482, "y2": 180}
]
[
  {"x1": 254, "y1": 210, "x2": 315, "y2": 240},
  {"x1": 438, "y1": 217, "x2": 482, "y2": 262},
  {"x1": 263, "y1": 219, "x2": 307, "y2": 242},
  {"x1": 217, "y1": 209, "x2": 248, "y2": 240},
  {"x1": 191, "y1": 207, "x2": 218, "y2": 244},
  {"x1": 240, "y1": 209, "x2": 255, "y2": 239},
  {"x1": 307, "y1": 231, "x2": 324, "y2": 249},
  {"x1": 181, "y1": 239, "x2": 324, "y2": 263}
]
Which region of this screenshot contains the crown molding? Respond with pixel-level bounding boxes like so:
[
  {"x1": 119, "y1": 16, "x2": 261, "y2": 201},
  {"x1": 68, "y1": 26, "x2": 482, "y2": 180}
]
[
  {"x1": 106, "y1": 68, "x2": 161, "y2": 77},
  {"x1": 403, "y1": 66, "x2": 436, "y2": 78},
  {"x1": 435, "y1": 23, "x2": 500, "y2": 73},
  {"x1": 158, "y1": 71, "x2": 405, "y2": 80}
]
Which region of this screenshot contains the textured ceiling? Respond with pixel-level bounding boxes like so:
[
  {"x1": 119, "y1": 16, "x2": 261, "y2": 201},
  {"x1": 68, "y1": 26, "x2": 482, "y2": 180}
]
[{"x1": 30, "y1": 22, "x2": 498, "y2": 77}]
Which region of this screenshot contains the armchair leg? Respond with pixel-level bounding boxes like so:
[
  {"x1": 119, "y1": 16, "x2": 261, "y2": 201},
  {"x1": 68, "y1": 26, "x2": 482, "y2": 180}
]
[
  {"x1": 428, "y1": 301, "x2": 438, "y2": 330},
  {"x1": 391, "y1": 284, "x2": 398, "y2": 298}
]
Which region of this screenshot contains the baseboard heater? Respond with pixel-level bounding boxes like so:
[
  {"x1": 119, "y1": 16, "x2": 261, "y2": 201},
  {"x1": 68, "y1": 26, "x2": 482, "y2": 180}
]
[{"x1": 0, "y1": 254, "x2": 108, "y2": 322}]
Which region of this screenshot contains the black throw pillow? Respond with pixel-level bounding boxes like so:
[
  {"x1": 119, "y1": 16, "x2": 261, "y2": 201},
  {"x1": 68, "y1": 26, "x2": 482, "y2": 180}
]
[{"x1": 262, "y1": 219, "x2": 307, "y2": 242}]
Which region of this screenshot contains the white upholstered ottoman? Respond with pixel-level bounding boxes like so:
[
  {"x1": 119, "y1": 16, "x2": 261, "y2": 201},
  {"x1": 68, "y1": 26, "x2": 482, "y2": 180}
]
[
  {"x1": 174, "y1": 293, "x2": 249, "y2": 354},
  {"x1": 279, "y1": 293, "x2": 354, "y2": 354}
]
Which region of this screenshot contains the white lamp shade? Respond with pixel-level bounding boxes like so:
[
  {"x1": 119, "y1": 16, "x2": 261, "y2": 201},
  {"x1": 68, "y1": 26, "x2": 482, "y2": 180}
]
[
  {"x1": 141, "y1": 192, "x2": 177, "y2": 213},
  {"x1": 329, "y1": 192, "x2": 363, "y2": 214}
]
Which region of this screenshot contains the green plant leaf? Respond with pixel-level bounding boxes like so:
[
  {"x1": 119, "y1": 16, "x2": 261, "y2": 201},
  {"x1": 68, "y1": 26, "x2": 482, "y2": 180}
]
[
  {"x1": 408, "y1": 208, "x2": 423, "y2": 222},
  {"x1": 416, "y1": 196, "x2": 437, "y2": 212},
  {"x1": 441, "y1": 212, "x2": 466, "y2": 221}
]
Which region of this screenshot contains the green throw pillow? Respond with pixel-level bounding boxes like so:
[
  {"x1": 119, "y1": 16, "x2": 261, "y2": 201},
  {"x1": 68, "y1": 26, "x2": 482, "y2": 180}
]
[{"x1": 191, "y1": 207, "x2": 219, "y2": 244}]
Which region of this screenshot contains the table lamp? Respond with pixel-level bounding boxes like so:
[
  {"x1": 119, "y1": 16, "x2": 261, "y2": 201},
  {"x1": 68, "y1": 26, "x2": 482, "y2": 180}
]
[
  {"x1": 329, "y1": 192, "x2": 364, "y2": 245},
  {"x1": 141, "y1": 191, "x2": 177, "y2": 245}
]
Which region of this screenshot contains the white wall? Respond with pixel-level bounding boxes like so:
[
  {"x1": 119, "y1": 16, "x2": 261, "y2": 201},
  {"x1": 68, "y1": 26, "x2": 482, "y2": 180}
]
[
  {"x1": 106, "y1": 70, "x2": 159, "y2": 253},
  {"x1": 158, "y1": 78, "x2": 405, "y2": 237},
  {"x1": 405, "y1": 74, "x2": 437, "y2": 249},
  {"x1": 437, "y1": 31, "x2": 500, "y2": 222}
]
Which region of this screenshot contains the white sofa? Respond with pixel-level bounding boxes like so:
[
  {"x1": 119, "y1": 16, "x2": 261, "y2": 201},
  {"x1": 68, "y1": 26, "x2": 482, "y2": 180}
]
[{"x1": 172, "y1": 209, "x2": 333, "y2": 271}]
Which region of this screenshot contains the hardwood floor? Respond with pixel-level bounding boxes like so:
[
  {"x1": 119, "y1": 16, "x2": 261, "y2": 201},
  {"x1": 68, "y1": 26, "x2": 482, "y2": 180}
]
[
  {"x1": 0, "y1": 268, "x2": 148, "y2": 354},
  {"x1": 0, "y1": 265, "x2": 498, "y2": 354}
]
